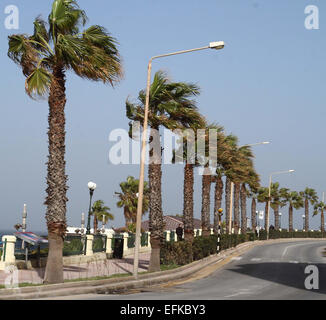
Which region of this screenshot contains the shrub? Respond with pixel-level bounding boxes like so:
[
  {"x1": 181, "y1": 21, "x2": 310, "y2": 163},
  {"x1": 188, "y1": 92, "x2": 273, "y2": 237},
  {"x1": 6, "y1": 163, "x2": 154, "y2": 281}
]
[
  {"x1": 63, "y1": 238, "x2": 84, "y2": 256},
  {"x1": 93, "y1": 237, "x2": 104, "y2": 251},
  {"x1": 160, "y1": 241, "x2": 193, "y2": 265}
]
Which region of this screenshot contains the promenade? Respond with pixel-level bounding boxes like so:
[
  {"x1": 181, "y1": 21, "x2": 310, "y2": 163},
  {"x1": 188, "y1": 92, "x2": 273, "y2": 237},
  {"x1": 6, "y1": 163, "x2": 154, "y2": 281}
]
[{"x1": 0, "y1": 252, "x2": 150, "y2": 286}]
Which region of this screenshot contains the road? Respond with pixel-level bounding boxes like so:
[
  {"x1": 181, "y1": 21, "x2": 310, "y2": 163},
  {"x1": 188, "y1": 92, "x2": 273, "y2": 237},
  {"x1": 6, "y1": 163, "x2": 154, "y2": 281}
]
[{"x1": 48, "y1": 240, "x2": 326, "y2": 300}]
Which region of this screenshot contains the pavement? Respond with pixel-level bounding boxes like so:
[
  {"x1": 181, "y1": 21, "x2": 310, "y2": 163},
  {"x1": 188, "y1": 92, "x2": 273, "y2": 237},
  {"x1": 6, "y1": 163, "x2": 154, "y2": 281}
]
[
  {"x1": 49, "y1": 240, "x2": 326, "y2": 300},
  {"x1": 0, "y1": 252, "x2": 150, "y2": 285}
]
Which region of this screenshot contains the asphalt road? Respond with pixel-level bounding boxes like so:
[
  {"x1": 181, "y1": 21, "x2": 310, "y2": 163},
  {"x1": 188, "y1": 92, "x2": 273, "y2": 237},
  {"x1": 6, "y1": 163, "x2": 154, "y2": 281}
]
[{"x1": 50, "y1": 240, "x2": 326, "y2": 300}]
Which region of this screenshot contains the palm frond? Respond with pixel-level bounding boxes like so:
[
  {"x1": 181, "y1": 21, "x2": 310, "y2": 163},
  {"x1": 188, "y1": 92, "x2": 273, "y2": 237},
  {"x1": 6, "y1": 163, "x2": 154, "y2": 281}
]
[{"x1": 25, "y1": 67, "x2": 52, "y2": 98}]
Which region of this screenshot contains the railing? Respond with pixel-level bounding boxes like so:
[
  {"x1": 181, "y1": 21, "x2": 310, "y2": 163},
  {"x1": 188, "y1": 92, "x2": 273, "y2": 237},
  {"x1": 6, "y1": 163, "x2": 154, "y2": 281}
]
[
  {"x1": 141, "y1": 233, "x2": 148, "y2": 247},
  {"x1": 127, "y1": 233, "x2": 135, "y2": 248},
  {"x1": 170, "y1": 231, "x2": 175, "y2": 243},
  {"x1": 93, "y1": 234, "x2": 107, "y2": 253},
  {"x1": 63, "y1": 234, "x2": 84, "y2": 256}
]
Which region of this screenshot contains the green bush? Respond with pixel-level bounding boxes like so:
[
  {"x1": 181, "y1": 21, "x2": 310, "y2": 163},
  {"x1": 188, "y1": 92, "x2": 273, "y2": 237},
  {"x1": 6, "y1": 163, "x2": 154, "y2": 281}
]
[
  {"x1": 93, "y1": 237, "x2": 104, "y2": 252},
  {"x1": 63, "y1": 238, "x2": 84, "y2": 256},
  {"x1": 160, "y1": 241, "x2": 193, "y2": 265}
]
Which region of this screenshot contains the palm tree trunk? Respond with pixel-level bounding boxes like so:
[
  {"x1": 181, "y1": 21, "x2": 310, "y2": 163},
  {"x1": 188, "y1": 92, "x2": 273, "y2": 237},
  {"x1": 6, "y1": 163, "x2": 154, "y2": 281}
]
[
  {"x1": 251, "y1": 198, "x2": 257, "y2": 230},
  {"x1": 201, "y1": 166, "x2": 211, "y2": 237},
  {"x1": 183, "y1": 163, "x2": 194, "y2": 242},
  {"x1": 289, "y1": 205, "x2": 293, "y2": 232},
  {"x1": 321, "y1": 209, "x2": 325, "y2": 233},
  {"x1": 274, "y1": 205, "x2": 280, "y2": 230},
  {"x1": 93, "y1": 215, "x2": 98, "y2": 234},
  {"x1": 44, "y1": 66, "x2": 68, "y2": 284},
  {"x1": 225, "y1": 177, "x2": 231, "y2": 234},
  {"x1": 305, "y1": 198, "x2": 309, "y2": 231},
  {"x1": 234, "y1": 182, "x2": 240, "y2": 234},
  {"x1": 213, "y1": 176, "x2": 223, "y2": 234},
  {"x1": 240, "y1": 184, "x2": 247, "y2": 234},
  {"x1": 148, "y1": 127, "x2": 163, "y2": 272},
  {"x1": 264, "y1": 202, "x2": 269, "y2": 230}
]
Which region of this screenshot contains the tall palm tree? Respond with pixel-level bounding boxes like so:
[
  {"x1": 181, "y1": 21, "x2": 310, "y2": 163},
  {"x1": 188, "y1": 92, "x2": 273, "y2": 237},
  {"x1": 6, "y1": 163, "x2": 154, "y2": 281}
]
[
  {"x1": 270, "y1": 182, "x2": 285, "y2": 230},
  {"x1": 115, "y1": 176, "x2": 149, "y2": 227},
  {"x1": 258, "y1": 187, "x2": 270, "y2": 230},
  {"x1": 280, "y1": 189, "x2": 304, "y2": 232},
  {"x1": 173, "y1": 117, "x2": 206, "y2": 242},
  {"x1": 92, "y1": 200, "x2": 114, "y2": 234},
  {"x1": 240, "y1": 168, "x2": 260, "y2": 234},
  {"x1": 313, "y1": 201, "x2": 326, "y2": 233},
  {"x1": 8, "y1": 0, "x2": 122, "y2": 283},
  {"x1": 235, "y1": 146, "x2": 259, "y2": 234},
  {"x1": 300, "y1": 188, "x2": 318, "y2": 231},
  {"x1": 222, "y1": 134, "x2": 239, "y2": 234},
  {"x1": 212, "y1": 167, "x2": 224, "y2": 234},
  {"x1": 200, "y1": 124, "x2": 225, "y2": 237},
  {"x1": 126, "y1": 70, "x2": 201, "y2": 271},
  {"x1": 247, "y1": 186, "x2": 259, "y2": 231}
]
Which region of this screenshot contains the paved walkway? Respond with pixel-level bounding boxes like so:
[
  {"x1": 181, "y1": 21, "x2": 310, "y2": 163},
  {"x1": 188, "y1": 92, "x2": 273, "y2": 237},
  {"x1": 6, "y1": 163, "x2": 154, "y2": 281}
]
[{"x1": 0, "y1": 253, "x2": 150, "y2": 285}]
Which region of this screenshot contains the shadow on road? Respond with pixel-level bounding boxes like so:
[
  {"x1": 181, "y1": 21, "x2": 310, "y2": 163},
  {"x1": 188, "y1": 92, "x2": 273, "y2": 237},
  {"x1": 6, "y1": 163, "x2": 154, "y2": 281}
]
[{"x1": 228, "y1": 262, "x2": 326, "y2": 294}]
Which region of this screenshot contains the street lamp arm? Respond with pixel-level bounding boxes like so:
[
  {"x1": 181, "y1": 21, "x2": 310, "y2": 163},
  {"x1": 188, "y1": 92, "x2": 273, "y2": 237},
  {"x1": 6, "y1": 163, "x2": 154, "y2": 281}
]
[{"x1": 151, "y1": 46, "x2": 210, "y2": 61}]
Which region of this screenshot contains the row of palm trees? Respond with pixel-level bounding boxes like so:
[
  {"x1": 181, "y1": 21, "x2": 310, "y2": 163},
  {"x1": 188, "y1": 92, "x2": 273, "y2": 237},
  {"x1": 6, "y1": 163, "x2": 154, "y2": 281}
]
[
  {"x1": 8, "y1": 0, "x2": 323, "y2": 283},
  {"x1": 126, "y1": 71, "x2": 325, "y2": 272}
]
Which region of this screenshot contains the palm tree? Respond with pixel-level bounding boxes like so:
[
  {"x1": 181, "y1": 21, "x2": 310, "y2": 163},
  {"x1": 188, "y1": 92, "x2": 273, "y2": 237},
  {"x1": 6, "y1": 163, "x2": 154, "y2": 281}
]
[
  {"x1": 270, "y1": 182, "x2": 285, "y2": 230},
  {"x1": 280, "y1": 189, "x2": 304, "y2": 232},
  {"x1": 115, "y1": 176, "x2": 149, "y2": 227},
  {"x1": 200, "y1": 124, "x2": 225, "y2": 237},
  {"x1": 222, "y1": 134, "x2": 239, "y2": 234},
  {"x1": 126, "y1": 70, "x2": 201, "y2": 271},
  {"x1": 8, "y1": 0, "x2": 122, "y2": 283},
  {"x1": 313, "y1": 201, "x2": 326, "y2": 233},
  {"x1": 172, "y1": 117, "x2": 206, "y2": 242},
  {"x1": 212, "y1": 167, "x2": 224, "y2": 234},
  {"x1": 247, "y1": 187, "x2": 258, "y2": 231},
  {"x1": 92, "y1": 200, "x2": 114, "y2": 234},
  {"x1": 300, "y1": 188, "x2": 318, "y2": 231},
  {"x1": 258, "y1": 187, "x2": 270, "y2": 230},
  {"x1": 240, "y1": 168, "x2": 260, "y2": 234}
]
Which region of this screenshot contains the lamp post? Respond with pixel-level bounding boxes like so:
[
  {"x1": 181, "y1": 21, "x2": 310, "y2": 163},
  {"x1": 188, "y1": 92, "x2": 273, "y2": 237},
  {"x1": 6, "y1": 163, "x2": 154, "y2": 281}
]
[
  {"x1": 228, "y1": 141, "x2": 270, "y2": 234},
  {"x1": 81, "y1": 212, "x2": 85, "y2": 234},
  {"x1": 279, "y1": 212, "x2": 282, "y2": 230},
  {"x1": 22, "y1": 204, "x2": 27, "y2": 249},
  {"x1": 267, "y1": 170, "x2": 294, "y2": 239},
  {"x1": 133, "y1": 41, "x2": 225, "y2": 278},
  {"x1": 86, "y1": 182, "x2": 96, "y2": 235}
]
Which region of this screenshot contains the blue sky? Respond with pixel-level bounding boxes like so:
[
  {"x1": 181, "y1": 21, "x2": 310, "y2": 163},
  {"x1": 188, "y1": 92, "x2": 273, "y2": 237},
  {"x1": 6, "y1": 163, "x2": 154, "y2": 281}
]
[{"x1": 0, "y1": 0, "x2": 325, "y2": 232}]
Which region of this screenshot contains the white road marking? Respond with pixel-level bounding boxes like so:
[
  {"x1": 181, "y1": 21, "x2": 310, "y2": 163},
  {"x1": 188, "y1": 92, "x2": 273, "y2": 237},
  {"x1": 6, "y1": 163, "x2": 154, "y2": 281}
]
[
  {"x1": 231, "y1": 257, "x2": 242, "y2": 261},
  {"x1": 281, "y1": 243, "x2": 306, "y2": 259},
  {"x1": 251, "y1": 258, "x2": 262, "y2": 261}
]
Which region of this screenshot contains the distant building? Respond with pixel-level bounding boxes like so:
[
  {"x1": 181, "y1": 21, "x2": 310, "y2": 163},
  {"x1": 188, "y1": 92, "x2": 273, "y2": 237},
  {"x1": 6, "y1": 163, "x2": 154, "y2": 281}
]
[{"x1": 141, "y1": 215, "x2": 209, "y2": 232}]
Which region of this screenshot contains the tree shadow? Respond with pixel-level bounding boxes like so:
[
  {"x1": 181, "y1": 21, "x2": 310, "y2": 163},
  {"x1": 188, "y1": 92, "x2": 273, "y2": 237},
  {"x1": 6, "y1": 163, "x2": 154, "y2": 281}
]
[{"x1": 228, "y1": 262, "x2": 326, "y2": 294}]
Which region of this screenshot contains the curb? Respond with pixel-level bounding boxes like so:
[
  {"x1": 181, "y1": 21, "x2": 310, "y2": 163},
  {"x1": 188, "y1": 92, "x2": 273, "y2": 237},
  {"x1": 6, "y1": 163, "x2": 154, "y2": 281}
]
[{"x1": 0, "y1": 238, "x2": 325, "y2": 299}]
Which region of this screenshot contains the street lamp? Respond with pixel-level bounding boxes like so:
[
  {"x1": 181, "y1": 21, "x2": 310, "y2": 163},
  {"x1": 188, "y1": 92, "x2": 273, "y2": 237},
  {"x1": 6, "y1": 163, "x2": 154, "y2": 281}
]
[
  {"x1": 279, "y1": 212, "x2": 282, "y2": 230},
  {"x1": 86, "y1": 181, "x2": 96, "y2": 235},
  {"x1": 266, "y1": 170, "x2": 294, "y2": 239},
  {"x1": 228, "y1": 141, "x2": 270, "y2": 234},
  {"x1": 133, "y1": 42, "x2": 225, "y2": 278}
]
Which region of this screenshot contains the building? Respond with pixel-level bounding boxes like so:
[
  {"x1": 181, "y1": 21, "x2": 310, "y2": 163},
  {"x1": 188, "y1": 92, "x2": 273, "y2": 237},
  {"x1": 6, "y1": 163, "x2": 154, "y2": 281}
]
[{"x1": 141, "y1": 215, "x2": 209, "y2": 232}]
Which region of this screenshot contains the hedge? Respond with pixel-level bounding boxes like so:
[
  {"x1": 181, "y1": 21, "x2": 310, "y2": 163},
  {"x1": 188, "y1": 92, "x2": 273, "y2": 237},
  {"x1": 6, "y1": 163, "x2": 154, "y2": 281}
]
[{"x1": 160, "y1": 230, "x2": 326, "y2": 266}]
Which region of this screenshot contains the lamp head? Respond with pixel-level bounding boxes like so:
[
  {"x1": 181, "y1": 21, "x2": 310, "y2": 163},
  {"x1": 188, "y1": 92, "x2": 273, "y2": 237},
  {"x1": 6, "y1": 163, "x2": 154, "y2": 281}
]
[
  {"x1": 88, "y1": 181, "x2": 97, "y2": 191},
  {"x1": 209, "y1": 41, "x2": 225, "y2": 50},
  {"x1": 218, "y1": 208, "x2": 223, "y2": 215},
  {"x1": 289, "y1": 170, "x2": 295, "y2": 173}
]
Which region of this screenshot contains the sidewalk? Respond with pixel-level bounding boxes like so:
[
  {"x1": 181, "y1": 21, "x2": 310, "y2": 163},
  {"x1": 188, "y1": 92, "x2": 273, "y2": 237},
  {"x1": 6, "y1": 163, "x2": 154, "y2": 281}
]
[{"x1": 0, "y1": 252, "x2": 150, "y2": 285}]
